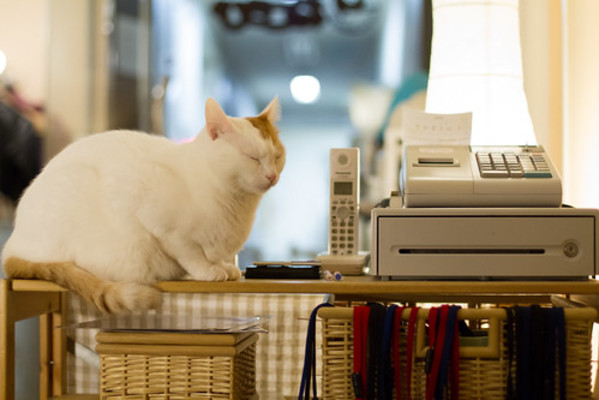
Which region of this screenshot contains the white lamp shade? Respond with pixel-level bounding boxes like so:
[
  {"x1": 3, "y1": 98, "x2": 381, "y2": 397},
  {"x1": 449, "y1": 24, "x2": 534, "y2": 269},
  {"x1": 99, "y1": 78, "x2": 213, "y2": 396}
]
[{"x1": 425, "y1": 0, "x2": 537, "y2": 146}]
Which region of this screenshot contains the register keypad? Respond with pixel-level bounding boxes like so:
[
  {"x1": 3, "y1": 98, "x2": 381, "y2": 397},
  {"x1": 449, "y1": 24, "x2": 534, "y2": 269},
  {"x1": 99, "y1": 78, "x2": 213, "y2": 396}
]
[{"x1": 476, "y1": 151, "x2": 552, "y2": 178}]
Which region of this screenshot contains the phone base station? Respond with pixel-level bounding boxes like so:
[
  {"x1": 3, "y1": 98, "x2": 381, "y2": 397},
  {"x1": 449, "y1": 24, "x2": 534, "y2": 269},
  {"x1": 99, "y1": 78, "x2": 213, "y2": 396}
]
[{"x1": 317, "y1": 252, "x2": 370, "y2": 276}]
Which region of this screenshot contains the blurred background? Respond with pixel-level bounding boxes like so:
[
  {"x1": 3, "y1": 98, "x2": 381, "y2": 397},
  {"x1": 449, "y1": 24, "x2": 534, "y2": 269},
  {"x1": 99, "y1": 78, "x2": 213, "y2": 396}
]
[
  {"x1": 1, "y1": 0, "x2": 599, "y2": 398},
  {"x1": 3, "y1": 0, "x2": 599, "y2": 266},
  {"x1": 0, "y1": 2, "x2": 431, "y2": 397},
  {"x1": 0, "y1": 0, "x2": 435, "y2": 266}
]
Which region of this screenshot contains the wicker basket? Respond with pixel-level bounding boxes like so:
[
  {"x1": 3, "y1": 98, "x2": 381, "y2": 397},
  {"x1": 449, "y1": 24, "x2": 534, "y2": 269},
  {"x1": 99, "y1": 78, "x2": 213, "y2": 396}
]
[
  {"x1": 318, "y1": 307, "x2": 596, "y2": 400},
  {"x1": 96, "y1": 331, "x2": 258, "y2": 400}
]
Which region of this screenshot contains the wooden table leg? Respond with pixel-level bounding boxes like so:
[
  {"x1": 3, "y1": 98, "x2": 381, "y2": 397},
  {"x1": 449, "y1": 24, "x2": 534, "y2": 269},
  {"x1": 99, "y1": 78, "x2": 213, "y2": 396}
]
[
  {"x1": 0, "y1": 280, "x2": 62, "y2": 400},
  {"x1": 40, "y1": 313, "x2": 51, "y2": 400},
  {"x1": 39, "y1": 292, "x2": 66, "y2": 399},
  {"x1": 51, "y1": 293, "x2": 67, "y2": 398},
  {"x1": 0, "y1": 279, "x2": 15, "y2": 400}
]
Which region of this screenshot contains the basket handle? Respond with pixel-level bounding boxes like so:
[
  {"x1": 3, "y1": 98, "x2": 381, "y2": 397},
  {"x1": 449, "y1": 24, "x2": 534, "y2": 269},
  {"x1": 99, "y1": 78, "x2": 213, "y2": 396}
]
[{"x1": 416, "y1": 308, "x2": 503, "y2": 359}]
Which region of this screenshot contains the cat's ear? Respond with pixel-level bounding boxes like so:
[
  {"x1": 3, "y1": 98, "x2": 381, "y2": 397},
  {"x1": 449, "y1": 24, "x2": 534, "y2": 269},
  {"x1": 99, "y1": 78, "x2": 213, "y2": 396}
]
[
  {"x1": 258, "y1": 96, "x2": 281, "y2": 124},
  {"x1": 205, "y1": 98, "x2": 235, "y2": 140}
]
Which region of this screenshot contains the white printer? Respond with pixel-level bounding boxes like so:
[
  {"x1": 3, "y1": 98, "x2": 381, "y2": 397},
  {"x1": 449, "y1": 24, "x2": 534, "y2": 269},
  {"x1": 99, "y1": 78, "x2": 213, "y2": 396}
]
[{"x1": 372, "y1": 145, "x2": 598, "y2": 280}]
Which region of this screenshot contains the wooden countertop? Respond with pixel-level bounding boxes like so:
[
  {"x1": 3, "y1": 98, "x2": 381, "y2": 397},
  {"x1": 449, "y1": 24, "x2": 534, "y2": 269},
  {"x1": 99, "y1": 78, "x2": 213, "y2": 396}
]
[{"x1": 8, "y1": 276, "x2": 599, "y2": 296}]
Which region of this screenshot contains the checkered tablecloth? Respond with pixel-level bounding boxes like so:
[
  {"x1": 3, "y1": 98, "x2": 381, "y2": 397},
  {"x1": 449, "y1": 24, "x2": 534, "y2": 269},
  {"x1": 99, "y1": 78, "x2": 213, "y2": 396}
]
[{"x1": 65, "y1": 291, "x2": 326, "y2": 397}]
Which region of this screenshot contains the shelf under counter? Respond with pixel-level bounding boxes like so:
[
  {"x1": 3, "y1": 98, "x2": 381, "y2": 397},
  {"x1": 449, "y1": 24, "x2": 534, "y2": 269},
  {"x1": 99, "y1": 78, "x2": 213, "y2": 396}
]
[{"x1": 5, "y1": 277, "x2": 599, "y2": 400}]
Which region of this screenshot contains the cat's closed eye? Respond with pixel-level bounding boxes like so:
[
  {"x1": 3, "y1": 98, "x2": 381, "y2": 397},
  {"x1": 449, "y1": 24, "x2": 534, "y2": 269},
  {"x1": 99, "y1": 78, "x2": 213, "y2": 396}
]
[{"x1": 249, "y1": 156, "x2": 260, "y2": 164}]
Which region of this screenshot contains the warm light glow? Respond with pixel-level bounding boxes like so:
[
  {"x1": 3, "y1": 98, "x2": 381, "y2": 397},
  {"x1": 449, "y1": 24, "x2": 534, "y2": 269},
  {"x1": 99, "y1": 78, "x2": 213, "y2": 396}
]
[
  {"x1": 563, "y1": 0, "x2": 599, "y2": 208},
  {"x1": 426, "y1": 0, "x2": 537, "y2": 146},
  {"x1": 290, "y1": 75, "x2": 321, "y2": 104},
  {"x1": 0, "y1": 50, "x2": 6, "y2": 75}
]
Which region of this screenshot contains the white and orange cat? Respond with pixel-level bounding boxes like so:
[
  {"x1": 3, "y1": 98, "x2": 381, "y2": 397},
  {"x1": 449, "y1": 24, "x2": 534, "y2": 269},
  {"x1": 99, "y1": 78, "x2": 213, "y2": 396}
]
[{"x1": 2, "y1": 97, "x2": 285, "y2": 313}]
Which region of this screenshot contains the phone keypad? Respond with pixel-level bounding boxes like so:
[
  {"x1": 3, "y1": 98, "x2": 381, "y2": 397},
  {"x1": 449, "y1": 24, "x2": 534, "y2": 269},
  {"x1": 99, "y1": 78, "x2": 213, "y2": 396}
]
[
  {"x1": 476, "y1": 151, "x2": 552, "y2": 178},
  {"x1": 330, "y1": 199, "x2": 357, "y2": 255}
]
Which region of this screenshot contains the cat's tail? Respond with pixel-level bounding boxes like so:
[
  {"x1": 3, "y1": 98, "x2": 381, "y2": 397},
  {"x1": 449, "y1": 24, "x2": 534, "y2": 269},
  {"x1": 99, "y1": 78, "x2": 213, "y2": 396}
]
[{"x1": 3, "y1": 257, "x2": 162, "y2": 314}]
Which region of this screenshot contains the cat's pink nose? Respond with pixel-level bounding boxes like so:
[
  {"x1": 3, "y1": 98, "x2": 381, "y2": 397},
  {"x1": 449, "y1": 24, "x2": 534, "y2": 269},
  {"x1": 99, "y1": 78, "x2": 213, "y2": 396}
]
[{"x1": 266, "y1": 174, "x2": 277, "y2": 184}]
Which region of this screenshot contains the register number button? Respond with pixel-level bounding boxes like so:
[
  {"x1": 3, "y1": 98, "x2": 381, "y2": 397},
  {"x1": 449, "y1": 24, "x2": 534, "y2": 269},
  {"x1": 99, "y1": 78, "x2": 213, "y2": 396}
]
[
  {"x1": 523, "y1": 171, "x2": 553, "y2": 178},
  {"x1": 480, "y1": 170, "x2": 509, "y2": 178}
]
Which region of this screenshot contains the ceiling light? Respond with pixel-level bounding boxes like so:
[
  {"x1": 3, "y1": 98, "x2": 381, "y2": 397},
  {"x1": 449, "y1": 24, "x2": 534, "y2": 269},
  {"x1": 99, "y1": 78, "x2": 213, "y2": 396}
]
[
  {"x1": 290, "y1": 75, "x2": 321, "y2": 104},
  {"x1": 0, "y1": 51, "x2": 6, "y2": 75}
]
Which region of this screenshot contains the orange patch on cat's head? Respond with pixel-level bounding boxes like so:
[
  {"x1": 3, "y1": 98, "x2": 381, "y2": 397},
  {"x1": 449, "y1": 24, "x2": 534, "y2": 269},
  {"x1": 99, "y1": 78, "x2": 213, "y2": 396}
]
[{"x1": 246, "y1": 115, "x2": 282, "y2": 148}]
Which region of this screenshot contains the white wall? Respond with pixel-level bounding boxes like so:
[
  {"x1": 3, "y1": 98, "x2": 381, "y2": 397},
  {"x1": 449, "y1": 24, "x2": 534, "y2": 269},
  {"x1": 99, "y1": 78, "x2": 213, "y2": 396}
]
[
  {"x1": 0, "y1": 0, "x2": 96, "y2": 160},
  {"x1": 0, "y1": 0, "x2": 48, "y2": 102},
  {"x1": 46, "y1": 0, "x2": 95, "y2": 143},
  {"x1": 562, "y1": 0, "x2": 599, "y2": 207},
  {"x1": 520, "y1": 0, "x2": 563, "y2": 172},
  {"x1": 520, "y1": 0, "x2": 599, "y2": 208}
]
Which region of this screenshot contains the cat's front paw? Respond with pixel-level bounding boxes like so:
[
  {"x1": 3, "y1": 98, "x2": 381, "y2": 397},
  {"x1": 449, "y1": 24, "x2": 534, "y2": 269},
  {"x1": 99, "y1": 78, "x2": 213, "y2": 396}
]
[
  {"x1": 215, "y1": 261, "x2": 241, "y2": 281},
  {"x1": 185, "y1": 261, "x2": 241, "y2": 281},
  {"x1": 188, "y1": 265, "x2": 229, "y2": 281},
  {"x1": 225, "y1": 263, "x2": 242, "y2": 281}
]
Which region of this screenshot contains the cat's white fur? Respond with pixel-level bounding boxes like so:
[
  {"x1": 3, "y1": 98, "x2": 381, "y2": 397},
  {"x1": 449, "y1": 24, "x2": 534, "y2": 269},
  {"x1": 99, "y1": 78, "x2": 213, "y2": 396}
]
[{"x1": 2, "y1": 97, "x2": 285, "y2": 313}]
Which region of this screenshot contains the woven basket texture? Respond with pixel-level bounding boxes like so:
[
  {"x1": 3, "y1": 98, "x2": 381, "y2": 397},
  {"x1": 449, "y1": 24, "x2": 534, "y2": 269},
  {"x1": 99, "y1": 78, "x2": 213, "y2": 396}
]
[
  {"x1": 318, "y1": 307, "x2": 595, "y2": 400},
  {"x1": 97, "y1": 333, "x2": 257, "y2": 400}
]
